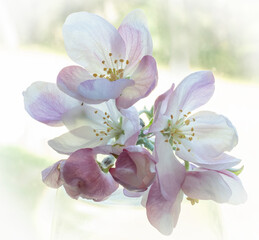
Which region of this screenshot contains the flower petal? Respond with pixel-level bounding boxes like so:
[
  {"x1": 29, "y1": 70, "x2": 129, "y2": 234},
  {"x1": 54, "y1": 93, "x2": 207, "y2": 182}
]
[
  {"x1": 23, "y1": 82, "x2": 80, "y2": 126},
  {"x1": 118, "y1": 9, "x2": 153, "y2": 75},
  {"x1": 110, "y1": 146, "x2": 156, "y2": 191},
  {"x1": 41, "y1": 160, "x2": 65, "y2": 188},
  {"x1": 62, "y1": 148, "x2": 119, "y2": 201},
  {"x1": 154, "y1": 83, "x2": 175, "y2": 117},
  {"x1": 123, "y1": 188, "x2": 144, "y2": 198},
  {"x1": 57, "y1": 65, "x2": 94, "y2": 102},
  {"x1": 119, "y1": 106, "x2": 141, "y2": 146},
  {"x1": 78, "y1": 78, "x2": 134, "y2": 103},
  {"x1": 149, "y1": 83, "x2": 175, "y2": 133},
  {"x1": 182, "y1": 169, "x2": 232, "y2": 203},
  {"x1": 165, "y1": 71, "x2": 215, "y2": 120},
  {"x1": 63, "y1": 12, "x2": 126, "y2": 74},
  {"x1": 116, "y1": 55, "x2": 158, "y2": 109},
  {"x1": 154, "y1": 133, "x2": 186, "y2": 201},
  {"x1": 48, "y1": 126, "x2": 109, "y2": 154},
  {"x1": 177, "y1": 111, "x2": 238, "y2": 164},
  {"x1": 219, "y1": 170, "x2": 247, "y2": 204},
  {"x1": 146, "y1": 179, "x2": 183, "y2": 235},
  {"x1": 195, "y1": 153, "x2": 241, "y2": 170}
]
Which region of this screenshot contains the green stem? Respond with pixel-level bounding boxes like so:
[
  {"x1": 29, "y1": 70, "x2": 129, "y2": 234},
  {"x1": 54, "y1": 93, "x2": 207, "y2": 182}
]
[{"x1": 184, "y1": 161, "x2": 189, "y2": 171}]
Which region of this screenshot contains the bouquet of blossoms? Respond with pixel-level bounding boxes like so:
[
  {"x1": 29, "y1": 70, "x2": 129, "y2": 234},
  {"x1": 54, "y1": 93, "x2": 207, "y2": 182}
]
[{"x1": 23, "y1": 10, "x2": 247, "y2": 235}]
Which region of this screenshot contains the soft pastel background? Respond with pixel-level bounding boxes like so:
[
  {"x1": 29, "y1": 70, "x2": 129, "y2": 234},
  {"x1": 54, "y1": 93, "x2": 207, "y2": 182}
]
[{"x1": 0, "y1": 0, "x2": 258, "y2": 239}]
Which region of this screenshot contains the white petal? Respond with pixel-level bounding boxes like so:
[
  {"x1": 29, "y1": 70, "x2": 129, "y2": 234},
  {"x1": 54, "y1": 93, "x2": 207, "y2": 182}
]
[
  {"x1": 63, "y1": 12, "x2": 126, "y2": 73},
  {"x1": 177, "y1": 111, "x2": 238, "y2": 164},
  {"x1": 48, "y1": 126, "x2": 109, "y2": 154}
]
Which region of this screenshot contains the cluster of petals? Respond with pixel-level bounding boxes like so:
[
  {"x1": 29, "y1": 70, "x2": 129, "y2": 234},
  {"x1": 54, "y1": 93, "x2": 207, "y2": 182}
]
[
  {"x1": 58, "y1": 9, "x2": 158, "y2": 109},
  {"x1": 144, "y1": 71, "x2": 247, "y2": 235},
  {"x1": 22, "y1": 9, "x2": 247, "y2": 237},
  {"x1": 42, "y1": 145, "x2": 156, "y2": 201}
]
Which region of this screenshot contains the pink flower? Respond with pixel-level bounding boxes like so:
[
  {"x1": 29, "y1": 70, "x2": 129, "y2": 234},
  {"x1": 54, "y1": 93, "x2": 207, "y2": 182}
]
[
  {"x1": 57, "y1": 10, "x2": 158, "y2": 109},
  {"x1": 144, "y1": 138, "x2": 247, "y2": 235},
  {"x1": 145, "y1": 71, "x2": 247, "y2": 235},
  {"x1": 150, "y1": 71, "x2": 240, "y2": 171},
  {"x1": 42, "y1": 145, "x2": 156, "y2": 200},
  {"x1": 109, "y1": 145, "x2": 156, "y2": 192},
  {"x1": 42, "y1": 148, "x2": 118, "y2": 201}
]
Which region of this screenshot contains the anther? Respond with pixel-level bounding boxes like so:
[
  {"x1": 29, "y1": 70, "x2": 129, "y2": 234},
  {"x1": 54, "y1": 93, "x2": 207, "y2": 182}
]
[
  {"x1": 189, "y1": 137, "x2": 193, "y2": 141},
  {"x1": 191, "y1": 127, "x2": 194, "y2": 131},
  {"x1": 96, "y1": 134, "x2": 99, "y2": 136},
  {"x1": 114, "y1": 60, "x2": 118, "y2": 64},
  {"x1": 103, "y1": 117, "x2": 106, "y2": 120},
  {"x1": 193, "y1": 118, "x2": 196, "y2": 121},
  {"x1": 109, "y1": 53, "x2": 112, "y2": 56},
  {"x1": 176, "y1": 148, "x2": 180, "y2": 151},
  {"x1": 188, "y1": 112, "x2": 191, "y2": 115},
  {"x1": 100, "y1": 138, "x2": 103, "y2": 141},
  {"x1": 126, "y1": 60, "x2": 129, "y2": 64},
  {"x1": 188, "y1": 149, "x2": 191, "y2": 152},
  {"x1": 119, "y1": 59, "x2": 124, "y2": 62},
  {"x1": 102, "y1": 60, "x2": 105, "y2": 64},
  {"x1": 171, "y1": 115, "x2": 173, "y2": 119},
  {"x1": 165, "y1": 139, "x2": 169, "y2": 142},
  {"x1": 94, "y1": 111, "x2": 98, "y2": 114},
  {"x1": 192, "y1": 133, "x2": 195, "y2": 136},
  {"x1": 185, "y1": 120, "x2": 190, "y2": 125},
  {"x1": 93, "y1": 130, "x2": 96, "y2": 132},
  {"x1": 105, "y1": 112, "x2": 107, "y2": 115},
  {"x1": 93, "y1": 73, "x2": 98, "y2": 77},
  {"x1": 179, "y1": 109, "x2": 183, "y2": 112},
  {"x1": 103, "y1": 68, "x2": 107, "y2": 71},
  {"x1": 184, "y1": 114, "x2": 187, "y2": 117}
]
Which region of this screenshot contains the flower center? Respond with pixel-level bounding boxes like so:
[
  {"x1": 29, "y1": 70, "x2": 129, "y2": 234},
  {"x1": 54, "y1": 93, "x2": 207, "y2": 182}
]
[
  {"x1": 92, "y1": 110, "x2": 124, "y2": 143},
  {"x1": 92, "y1": 52, "x2": 130, "y2": 81},
  {"x1": 160, "y1": 110, "x2": 196, "y2": 152}
]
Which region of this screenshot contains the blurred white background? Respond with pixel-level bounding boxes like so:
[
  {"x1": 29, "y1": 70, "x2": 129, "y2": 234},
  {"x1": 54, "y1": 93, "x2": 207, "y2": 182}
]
[{"x1": 0, "y1": 0, "x2": 259, "y2": 239}]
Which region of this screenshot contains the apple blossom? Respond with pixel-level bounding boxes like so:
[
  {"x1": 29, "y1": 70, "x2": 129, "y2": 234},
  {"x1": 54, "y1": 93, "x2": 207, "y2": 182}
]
[
  {"x1": 58, "y1": 10, "x2": 158, "y2": 109},
  {"x1": 42, "y1": 145, "x2": 156, "y2": 201},
  {"x1": 48, "y1": 100, "x2": 141, "y2": 154}
]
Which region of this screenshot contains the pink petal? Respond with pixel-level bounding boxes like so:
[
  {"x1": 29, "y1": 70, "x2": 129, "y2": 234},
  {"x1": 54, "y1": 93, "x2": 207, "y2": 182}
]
[
  {"x1": 154, "y1": 133, "x2": 186, "y2": 201},
  {"x1": 78, "y1": 78, "x2": 134, "y2": 103},
  {"x1": 146, "y1": 179, "x2": 183, "y2": 235},
  {"x1": 165, "y1": 71, "x2": 215, "y2": 120},
  {"x1": 182, "y1": 169, "x2": 232, "y2": 203},
  {"x1": 116, "y1": 55, "x2": 158, "y2": 109},
  {"x1": 118, "y1": 9, "x2": 153, "y2": 75},
  {"x1": 123, "y1": 188, "x2": 144, "y2": 198},
  {"x1": 153, "y1": 83, "x2": 175, "y2": 117},
  {"x1": 23, "y1": 82, "x2": 80, "y2": 126},
  {"x1": 57, "y1": 65, "x2": 95, "y2": 102},
  {"x1": 41, "y1": 160, "x2": 65, "y2": 188},
  {"x1": 62, "y1": 148, "x2": 119, "y2": 201},
  {"x1": 177, "y1": 111, "x2": 238, "y2": 164},
  {"x1": 110, "y1": 146, "x2": 156, "y2": 191},
  {"x1": 63, "y1": 12, "x2": 126, "y2": 74},
  {"x1": 149, "y1": 83, "x2": 175, "y2": 133}
]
